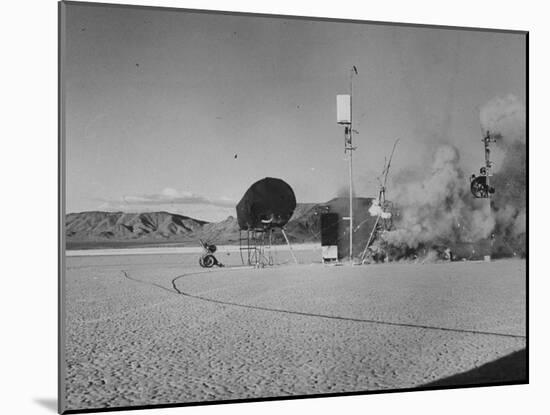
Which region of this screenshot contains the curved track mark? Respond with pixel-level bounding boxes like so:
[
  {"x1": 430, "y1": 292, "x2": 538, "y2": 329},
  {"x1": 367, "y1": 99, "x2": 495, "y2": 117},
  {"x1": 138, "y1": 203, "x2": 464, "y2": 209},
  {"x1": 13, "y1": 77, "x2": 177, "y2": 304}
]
[
  {"x1": 122, "y1": 266, "x2": 253, "y2": 295},
  {"x1": 122, "y1": 269, "x2": 525, "y2": 341},
  {"x1": 122, "y1": 270, "x2": 177, "y2": 295},
  {"x1": 170, "y1": 270, "x2": 526, "y2": 340}
]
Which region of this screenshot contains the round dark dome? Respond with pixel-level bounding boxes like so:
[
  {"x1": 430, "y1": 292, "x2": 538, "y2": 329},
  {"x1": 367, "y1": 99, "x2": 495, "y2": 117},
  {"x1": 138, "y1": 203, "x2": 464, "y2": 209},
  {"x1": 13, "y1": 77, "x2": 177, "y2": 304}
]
[{"x1": 236, "y1": 177, "x2": 296, "y2": 230}]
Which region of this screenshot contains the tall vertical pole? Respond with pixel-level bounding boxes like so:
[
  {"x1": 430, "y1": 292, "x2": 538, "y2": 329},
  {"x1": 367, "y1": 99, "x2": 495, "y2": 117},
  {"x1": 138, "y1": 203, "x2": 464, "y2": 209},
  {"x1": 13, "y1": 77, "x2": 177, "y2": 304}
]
[
  {"x1": 484, "y1": 131, "x2": 491, "y2": 194},
  {"x1": 483, "y1": 131, "x2": 495, "y2": 261},
  {"x1": 338, "y1": 67, "x2": 358, "y2": 263},
  {"x1": 348, "y1": 69, "x2": 354, "y2": 262}
]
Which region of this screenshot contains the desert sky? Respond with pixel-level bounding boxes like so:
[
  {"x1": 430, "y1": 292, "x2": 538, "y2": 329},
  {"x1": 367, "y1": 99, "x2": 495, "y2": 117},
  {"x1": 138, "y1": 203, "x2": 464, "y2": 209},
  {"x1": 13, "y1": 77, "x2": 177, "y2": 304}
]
[{"x1": 63, "y1": 3, "x2": 525, "y2": 221}]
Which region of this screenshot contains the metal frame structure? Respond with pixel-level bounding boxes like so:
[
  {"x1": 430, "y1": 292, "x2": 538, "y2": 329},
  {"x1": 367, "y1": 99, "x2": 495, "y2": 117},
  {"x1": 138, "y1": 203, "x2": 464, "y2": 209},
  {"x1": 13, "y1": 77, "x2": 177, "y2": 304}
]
[
  {"x1": 359, "y1": 140, "x2": 399, "y2": 262},
  {"x1": 239, "y1": 228, "x2": 273, "y2": 267},
  {"x1": 470, "y1": 130, "x2": 500, "y2": 199},
  {"x1": 238, "y1": 227, "x2": 298, "y2": 267}
]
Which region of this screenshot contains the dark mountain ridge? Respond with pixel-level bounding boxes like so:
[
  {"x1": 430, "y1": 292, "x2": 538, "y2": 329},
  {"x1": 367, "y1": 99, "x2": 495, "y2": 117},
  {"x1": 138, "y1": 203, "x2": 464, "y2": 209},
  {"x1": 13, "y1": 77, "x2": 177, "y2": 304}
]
[
  {"x1": 65, "y1": 199, "x2": 377, "y2": 250},
  {"x1": 65, "y1": 196, "x2": 525, "y2": 259},
  {"x1": 66, "y1": 202, "x2": 326, "y2": 249}
]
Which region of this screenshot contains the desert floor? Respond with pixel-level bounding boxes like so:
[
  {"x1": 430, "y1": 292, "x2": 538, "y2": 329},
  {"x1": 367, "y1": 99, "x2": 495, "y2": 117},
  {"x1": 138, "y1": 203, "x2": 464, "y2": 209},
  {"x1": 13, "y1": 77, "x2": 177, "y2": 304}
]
[{"x1": 63, "y1": 249, "x2": 526, "y2": 411}]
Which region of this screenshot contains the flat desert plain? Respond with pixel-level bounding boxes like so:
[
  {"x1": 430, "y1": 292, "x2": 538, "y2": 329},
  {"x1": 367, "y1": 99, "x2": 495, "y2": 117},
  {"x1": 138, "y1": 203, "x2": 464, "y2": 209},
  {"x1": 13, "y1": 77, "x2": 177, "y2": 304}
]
[{"x1": 63, "y1": 248, "x2": 526, "y2": 410}]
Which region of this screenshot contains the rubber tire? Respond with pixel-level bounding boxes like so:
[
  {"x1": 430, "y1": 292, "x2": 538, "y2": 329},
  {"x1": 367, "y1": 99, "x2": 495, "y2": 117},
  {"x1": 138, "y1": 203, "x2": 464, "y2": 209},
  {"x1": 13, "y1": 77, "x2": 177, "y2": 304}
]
[{"x1": 202, "y1": 254, "x2": 216, "y2": 268}]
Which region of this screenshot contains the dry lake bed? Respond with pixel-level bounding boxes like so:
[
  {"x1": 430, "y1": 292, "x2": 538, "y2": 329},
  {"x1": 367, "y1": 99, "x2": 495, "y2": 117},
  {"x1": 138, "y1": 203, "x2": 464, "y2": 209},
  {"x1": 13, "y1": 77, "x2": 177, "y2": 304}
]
[{"x1": 63, "y1": 248, "x2": 526, "y2": 410}]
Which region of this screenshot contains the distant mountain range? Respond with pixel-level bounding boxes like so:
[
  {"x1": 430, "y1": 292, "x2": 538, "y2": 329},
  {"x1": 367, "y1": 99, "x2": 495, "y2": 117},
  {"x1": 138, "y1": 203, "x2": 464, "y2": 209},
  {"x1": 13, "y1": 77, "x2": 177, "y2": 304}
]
[
  {"x1": 65, "y1": 197, "x2": 525, "y2": 259},
  {"x1": 65, "y1": 201, "x2": 338, "y2": 250}
]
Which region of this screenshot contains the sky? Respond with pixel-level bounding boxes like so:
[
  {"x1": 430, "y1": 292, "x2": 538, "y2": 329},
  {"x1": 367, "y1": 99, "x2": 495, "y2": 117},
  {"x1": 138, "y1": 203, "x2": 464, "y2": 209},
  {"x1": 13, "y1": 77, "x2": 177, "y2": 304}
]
[{"x1": 63, "y1": 3, "x2": 526, "y2": 221}]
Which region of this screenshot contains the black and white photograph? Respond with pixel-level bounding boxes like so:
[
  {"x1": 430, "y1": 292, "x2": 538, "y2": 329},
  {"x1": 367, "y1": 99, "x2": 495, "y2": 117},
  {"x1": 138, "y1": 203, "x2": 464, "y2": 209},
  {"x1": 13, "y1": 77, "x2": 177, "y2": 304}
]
[{"x1": 59, "y1": 1, "x2": 527, "y2": 413}]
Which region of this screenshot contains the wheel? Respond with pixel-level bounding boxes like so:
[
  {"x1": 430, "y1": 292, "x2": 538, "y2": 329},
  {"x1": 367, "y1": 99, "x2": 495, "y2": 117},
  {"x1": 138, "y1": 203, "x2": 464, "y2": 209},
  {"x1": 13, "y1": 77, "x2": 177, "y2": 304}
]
[
  {"x1": 198, "y1": 256, "x2": 205, "y2": 267},
  {"x1": 470, "y1": 176, "x2": 488, "y2": 198},
  {"x1": 202, "y1": 254, "x2": 216, "y2": 268}
]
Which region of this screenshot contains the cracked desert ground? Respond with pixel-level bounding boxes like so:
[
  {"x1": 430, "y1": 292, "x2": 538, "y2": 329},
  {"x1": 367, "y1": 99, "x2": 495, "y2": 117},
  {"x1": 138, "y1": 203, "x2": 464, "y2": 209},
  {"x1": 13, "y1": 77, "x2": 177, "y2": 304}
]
[{"x1": 63, "y1": 248, "x2": 526, "y2": 411}]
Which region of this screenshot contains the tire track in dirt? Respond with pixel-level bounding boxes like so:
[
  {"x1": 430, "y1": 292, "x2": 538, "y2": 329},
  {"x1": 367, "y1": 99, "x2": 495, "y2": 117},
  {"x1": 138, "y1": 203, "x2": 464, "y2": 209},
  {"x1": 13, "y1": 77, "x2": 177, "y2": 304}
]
[{"x1": 122, "y1": 269, "x2": 526, "y2": 340}]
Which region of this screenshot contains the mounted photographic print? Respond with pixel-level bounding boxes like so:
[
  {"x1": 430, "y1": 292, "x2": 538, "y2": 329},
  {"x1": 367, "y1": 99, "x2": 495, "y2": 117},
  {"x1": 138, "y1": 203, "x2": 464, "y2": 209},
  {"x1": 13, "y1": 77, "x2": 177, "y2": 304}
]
[{"x1": 59, "y1": 1, "x2": 528, "y2": 413}]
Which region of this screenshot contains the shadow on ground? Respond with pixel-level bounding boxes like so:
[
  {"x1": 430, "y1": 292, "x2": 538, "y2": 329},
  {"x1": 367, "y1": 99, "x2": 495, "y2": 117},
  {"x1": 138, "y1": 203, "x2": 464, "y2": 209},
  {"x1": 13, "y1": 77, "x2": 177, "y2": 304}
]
[
  {"x1": 34, "y1": 398, "x2": 57, "y2": 412},
  {"x1": 424, "y1": 348, "x2": 527, "y2": 387}
]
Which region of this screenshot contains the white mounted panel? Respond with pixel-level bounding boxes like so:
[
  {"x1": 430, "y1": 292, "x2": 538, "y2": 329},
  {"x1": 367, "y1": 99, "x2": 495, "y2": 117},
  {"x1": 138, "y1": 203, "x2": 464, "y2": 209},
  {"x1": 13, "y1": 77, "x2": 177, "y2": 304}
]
[
  {"x1": 336, "y1": 94, "x2": 351, "y2": 124},
  {"x1": 322, "y1": 245, "x2": 338, "y2": 261}
]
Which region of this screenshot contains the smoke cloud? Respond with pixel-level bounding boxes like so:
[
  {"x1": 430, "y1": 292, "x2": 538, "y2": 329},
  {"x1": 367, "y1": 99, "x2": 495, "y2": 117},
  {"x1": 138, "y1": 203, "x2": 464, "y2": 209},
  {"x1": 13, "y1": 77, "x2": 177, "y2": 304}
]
[
  {"x1": 382, "y1": 145, "x2": 493, "y2": 249},
  {"x1": 377, "y1": 95, "x2": 526, "y2": 259},
  {"x1": 368, "y1": 198, "x2": 392, "y2": 219},
  {"x1": 480, "y1": 94, "x2": 527, "y2": 174},
  {"x1": 480, "y1": 94, "x2": 526, "y2": 145}
]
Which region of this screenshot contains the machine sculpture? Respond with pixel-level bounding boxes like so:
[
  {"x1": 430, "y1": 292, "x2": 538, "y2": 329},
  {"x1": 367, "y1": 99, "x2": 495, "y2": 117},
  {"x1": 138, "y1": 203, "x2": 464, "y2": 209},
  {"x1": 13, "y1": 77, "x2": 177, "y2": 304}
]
[
  {"x1": 470, "y1": 130, "x2": 500, "y2": 198},
  {"x1": 198, "y1": 239, "x2": 224, "y2": 268},
  {"x1": 236, "y1": 177, "x2": 297, "y2": 266}
]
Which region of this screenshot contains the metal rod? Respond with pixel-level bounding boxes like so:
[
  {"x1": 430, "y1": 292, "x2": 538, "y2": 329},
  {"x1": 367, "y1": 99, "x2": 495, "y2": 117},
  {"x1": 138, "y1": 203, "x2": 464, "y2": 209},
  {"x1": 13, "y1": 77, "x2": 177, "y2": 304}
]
[
  {"x1": 360, "y1": 214, "x2": 381, "y2": 261},
  {"x1": 484, "y1": 131, "x2": 491, "y2": 192},
  {"x1": 281, "y1": 228, "x2": 298, "y2": 265},
  {"x1": 248, "y1": 229, "x2": 251, "y2": 265},
  {"x1": 349, "y1": 135, "x2": 353, "y2": 261},
  {"x1": 484, "y1": 131, "x2": 493, "y2": 260},
  {"x1": 349, "y1": 68, "x2": 354, "y2": 262},
  {"x1": 239, "y1": 230, "x2": 244, "y2": 265}
]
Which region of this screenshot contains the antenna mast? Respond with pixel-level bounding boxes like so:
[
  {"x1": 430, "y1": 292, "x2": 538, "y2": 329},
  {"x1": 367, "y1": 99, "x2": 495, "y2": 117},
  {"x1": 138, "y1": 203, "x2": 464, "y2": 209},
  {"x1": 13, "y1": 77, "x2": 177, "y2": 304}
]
[
  {"x1": 470, "y1": 130, "x2": 499, "y2": 261},
  {"x1": 337, "y1": 66, "x2": 358, "y2": 262}
]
